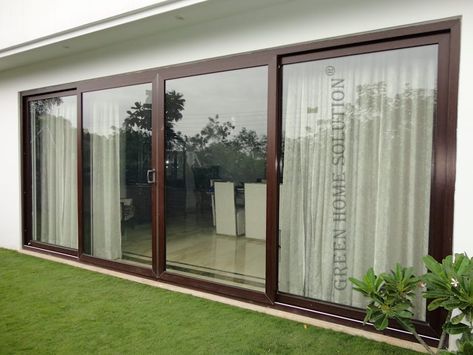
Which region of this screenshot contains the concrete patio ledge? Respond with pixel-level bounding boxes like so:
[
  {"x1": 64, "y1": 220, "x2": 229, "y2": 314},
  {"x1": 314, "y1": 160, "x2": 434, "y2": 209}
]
[{"x1": 19, "y1": 249, "x2": 430, "y2": 353}]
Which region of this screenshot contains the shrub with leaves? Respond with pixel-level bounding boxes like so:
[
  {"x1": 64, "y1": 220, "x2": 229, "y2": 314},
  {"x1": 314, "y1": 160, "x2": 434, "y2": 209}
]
[
  {"x1": 349, "y1": 254, "x2": 473, "y2": 355},
  {"x1": 423, "y1": 254, "x2": 473, "y2": 354}
]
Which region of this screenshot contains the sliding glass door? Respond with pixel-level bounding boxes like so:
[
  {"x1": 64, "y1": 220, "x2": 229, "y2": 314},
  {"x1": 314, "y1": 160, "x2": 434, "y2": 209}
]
[
  {"x1": 278, "y1": 45, "x2": 438, "y2": 320},
  {"x1": 163, "y1": 67, "x2": 268, "y2": 290},
  {"x1": 82, "y1": 83, "x2": 154, "y2": 268},
  {"x1": 30, "y1": 94, "x2": 78, "y2": 250},
  {"x1": 22, "y1": 21, "x2": 458, "y2": 341}
]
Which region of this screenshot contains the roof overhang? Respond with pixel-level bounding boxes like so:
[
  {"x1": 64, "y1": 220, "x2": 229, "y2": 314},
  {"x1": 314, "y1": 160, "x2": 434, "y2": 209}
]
[{"x1": 0, "y1": 0, "x2": 287, "y2": 72}]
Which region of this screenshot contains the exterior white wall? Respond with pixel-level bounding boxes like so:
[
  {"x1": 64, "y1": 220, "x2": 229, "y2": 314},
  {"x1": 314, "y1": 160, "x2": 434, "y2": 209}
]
[
  {"x1": 0, "y1": 0, "x2": 171, "y2": 50},
  {"x1": 0, "y1": 0, "x2": 471, "y2": 256}
]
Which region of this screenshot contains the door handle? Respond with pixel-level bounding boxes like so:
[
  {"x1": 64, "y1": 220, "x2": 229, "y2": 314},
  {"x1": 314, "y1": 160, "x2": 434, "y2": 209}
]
[{"x1": 146, "y1": 169, "x2": 156, "y2": 184}]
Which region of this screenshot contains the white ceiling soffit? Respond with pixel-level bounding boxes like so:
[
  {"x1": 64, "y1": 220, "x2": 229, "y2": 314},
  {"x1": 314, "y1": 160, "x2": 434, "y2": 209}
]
[{"x1": 0, "y1": 0, "x2": 286, "y2": 72}]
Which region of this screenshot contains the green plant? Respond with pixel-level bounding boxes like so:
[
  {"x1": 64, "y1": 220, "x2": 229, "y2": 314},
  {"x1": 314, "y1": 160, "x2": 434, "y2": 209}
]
[{"x1": 350, "y1": 254, "x2": 473, "y2": 355}]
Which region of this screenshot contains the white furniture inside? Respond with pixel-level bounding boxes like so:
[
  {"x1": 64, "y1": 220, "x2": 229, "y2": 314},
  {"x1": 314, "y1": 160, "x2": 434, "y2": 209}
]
[
  {"x1": 214, "y1": 182, "x2": 245, "y2": 236},
  {"x1": 210, "y1": 179, "x2": 224, "y2": 227},
  {"x1": 244, "y1": 183, "x2": 266, "y2": 240}
]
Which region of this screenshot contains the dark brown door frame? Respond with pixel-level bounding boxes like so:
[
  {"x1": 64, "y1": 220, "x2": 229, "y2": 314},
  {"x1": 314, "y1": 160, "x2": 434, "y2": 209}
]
[
  {"x1": 19, "y1": 17, "x2": 461, "y2": 345},
  {"x1": 76, "y1": 71, "x2": 158, "y2": 279},
  {"x1": 155, "y1": 54, "x2": 274, "y2": 304},
  {"x1": 21, "y1": 71, "x2": 159, "y2": 278},
  {"x1": 271, "y1": 32, "x2": 456, "y2": 342},
  {"x1": 264, "y1": 19, "x2": 459, "y2": 345},
  {"x1": 22, "y1": 90, "x2": 79, "y2": 257}
]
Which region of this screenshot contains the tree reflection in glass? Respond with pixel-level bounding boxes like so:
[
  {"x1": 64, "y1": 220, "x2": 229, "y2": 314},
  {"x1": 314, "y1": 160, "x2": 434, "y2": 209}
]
[{"x1": 165, "y1": 67, "x2": 268, "y2": 291}]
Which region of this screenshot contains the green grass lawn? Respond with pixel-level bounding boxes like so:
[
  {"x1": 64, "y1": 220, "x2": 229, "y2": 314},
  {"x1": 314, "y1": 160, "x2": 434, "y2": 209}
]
[{"x1": 0, "y1": 249, "x2": 419, "y2": 354}]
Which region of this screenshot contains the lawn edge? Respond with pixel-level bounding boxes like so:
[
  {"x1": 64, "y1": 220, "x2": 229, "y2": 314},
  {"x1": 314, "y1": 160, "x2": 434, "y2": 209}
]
[{"x1": 15, "y1": 248, "x2": 428, "y2": 353}]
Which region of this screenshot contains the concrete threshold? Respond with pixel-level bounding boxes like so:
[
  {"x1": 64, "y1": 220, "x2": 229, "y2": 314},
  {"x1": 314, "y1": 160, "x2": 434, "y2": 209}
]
[{"x1": 19, "y1": 249, "x2": 429, "y2": 353}]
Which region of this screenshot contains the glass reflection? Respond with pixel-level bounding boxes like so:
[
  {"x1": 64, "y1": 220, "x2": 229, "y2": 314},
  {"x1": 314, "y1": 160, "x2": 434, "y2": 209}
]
[
  {"x1": 30, "y1": 96, "x2": 78, "y2": 249},
  {"x1": 83, "y1": 84, "x2": 153, "y2": 267},
  {"x1": 278, "y1": 45, "x2": 437, "y2": 320},
  {"x1": 165, "y1": 67, "x2": 268, "y2": 290}
]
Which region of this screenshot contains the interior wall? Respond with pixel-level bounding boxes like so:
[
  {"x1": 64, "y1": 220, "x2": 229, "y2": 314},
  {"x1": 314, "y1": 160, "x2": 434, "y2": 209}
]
[{"x1": 0, "y1": 0, "x2": 471, "y2": 256}]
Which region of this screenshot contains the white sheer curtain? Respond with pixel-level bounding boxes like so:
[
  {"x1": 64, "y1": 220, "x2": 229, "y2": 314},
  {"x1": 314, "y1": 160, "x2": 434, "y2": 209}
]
[
  {"x1": 33, "y1": 96, "x2": 77, "y2": 248},
  {"x1": 279, "y1": 45, "x2": 437, "y2": 319},
  {"x1": 89, "y1": 102, "x2": 122, "y2": 260}
]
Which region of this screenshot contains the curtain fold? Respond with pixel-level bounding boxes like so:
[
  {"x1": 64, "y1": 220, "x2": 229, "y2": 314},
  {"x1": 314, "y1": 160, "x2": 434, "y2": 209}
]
[
  {"x1": 89, "y1": 102, "x2": 122, "y2": 260},
  {"x1": 279, "y1": 45, "x2": 437, "y2": 320}
]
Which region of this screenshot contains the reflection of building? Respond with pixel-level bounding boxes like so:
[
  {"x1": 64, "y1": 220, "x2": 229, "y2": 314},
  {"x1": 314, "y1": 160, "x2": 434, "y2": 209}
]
[{"x1": 1, "y1": 0, "x2": 470, "y2": 350}]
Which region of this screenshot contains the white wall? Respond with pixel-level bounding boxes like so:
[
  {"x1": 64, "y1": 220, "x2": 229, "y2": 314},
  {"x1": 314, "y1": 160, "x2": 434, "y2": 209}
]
[
  {"x1": 0, "y1": 0, "x2": 471, "y2": 256},
  {"x1": 0, "y1": 0, "x2": 170, "y2": 50}
]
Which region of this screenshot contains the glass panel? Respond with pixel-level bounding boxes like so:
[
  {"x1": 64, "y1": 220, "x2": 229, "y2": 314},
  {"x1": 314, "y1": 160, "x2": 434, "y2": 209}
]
[
  {"x1": 278, "y1": 45, "x2": 438, "y2": 320},
  {"x1": 30, "y1": 95, "x2": 78, "y2": 249},
  {"x1": 165, "y1": 67, "x2": 268, "y2": 291},
  {"x1": 83, "y1": 84, "x2": 152, "y2": 267}
]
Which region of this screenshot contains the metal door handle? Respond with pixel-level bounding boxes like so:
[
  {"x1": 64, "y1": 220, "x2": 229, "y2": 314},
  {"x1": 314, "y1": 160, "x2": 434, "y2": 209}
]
[{"x1": 146, "y1": 169, "x2": 156, "y2": 184}]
